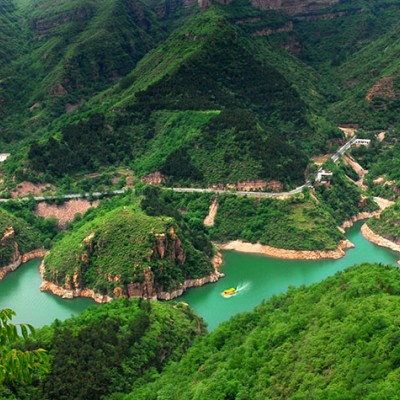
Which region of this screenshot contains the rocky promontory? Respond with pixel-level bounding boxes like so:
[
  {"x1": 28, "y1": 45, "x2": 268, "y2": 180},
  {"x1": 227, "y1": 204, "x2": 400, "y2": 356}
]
[
  {"x1": 361, "y1": 224, "x2": 400, "y2": 255},
  {"x1": 40, "y1": 202, "x2": 222, "y2": 302}
]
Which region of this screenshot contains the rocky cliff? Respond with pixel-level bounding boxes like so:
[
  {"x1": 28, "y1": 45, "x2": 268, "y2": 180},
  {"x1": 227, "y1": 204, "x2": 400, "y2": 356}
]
[
  {"x1": 249, "y1": 0, "x2": 339, "y2": 15},
  {"x1": 41, "y1": 204, "x2": 219, "y2": 301}
]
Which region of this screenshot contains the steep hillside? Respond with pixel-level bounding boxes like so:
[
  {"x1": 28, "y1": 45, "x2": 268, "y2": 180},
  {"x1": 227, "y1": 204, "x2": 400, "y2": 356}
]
[
  {"x1": 368, "y1": 201, "x2": 400, "y2": 244},
  {"x1": 22, "y1": 6, "x2": 340, "y2": 187},
  {"x1": 0, "y1": 208, "x2": 44, "y2": 270},
  {"x1": 15, "y1": 299, "x2": 205, "y2": 400},
  {"x1": 129, "y1": 263, "x2": 400, "y2": 399},
  {"x1": 42, "y1": 196, "x2": 216, "y2": 300},
  {"x1": 0, "y1": 0, "x2": 178, "y2": 147}
]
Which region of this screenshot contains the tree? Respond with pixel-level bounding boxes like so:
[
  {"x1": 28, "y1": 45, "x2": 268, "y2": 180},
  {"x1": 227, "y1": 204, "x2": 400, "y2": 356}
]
[{"x1": 0, "y1": 308, "x2": 48, "y2": 387}]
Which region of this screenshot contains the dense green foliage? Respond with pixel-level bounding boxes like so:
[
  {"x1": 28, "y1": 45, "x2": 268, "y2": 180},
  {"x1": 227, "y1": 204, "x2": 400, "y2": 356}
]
[
  {"x1": 3, "y1": 0, "x2": 400, "y2": 186},
  {"x1": 0, "y1": 308, "x2": 48, "y2": 395},
  {"x1": 15, "y1": 299, "x2": 205, "y2": 400},
  {"x1": 368, "y1": 201, "x2": 400, "y2": 243},
  {"x1": 128, "y1": 263, "x2": 400, "y2": 400},
  {"x1": 140, "y1": 187, "x2": 345, "y2": 250},
  {"x1": 0, "y1": 208, "x2": 46, "y2": 268},
  {"x1": 315, "y1": 162, "x2": 378, "y2": 224},
  {"x1": 44, "y1": 194, "x2": 213, "y2": 296},
  {"x1": 211, "y1": 192, "x2": 344, "y2": 250}
]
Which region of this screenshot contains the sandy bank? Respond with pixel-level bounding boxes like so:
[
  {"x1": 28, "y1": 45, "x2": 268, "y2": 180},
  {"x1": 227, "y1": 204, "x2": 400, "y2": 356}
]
[{"x1": 217, "y1": 239, "x2": 354, "y2": 260}]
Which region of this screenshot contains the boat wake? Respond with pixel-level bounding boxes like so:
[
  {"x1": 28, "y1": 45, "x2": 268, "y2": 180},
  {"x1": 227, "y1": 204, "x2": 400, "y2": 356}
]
[
  {"x1": 236, "y1": 282, "x2": 250, "y2": 293},
  {"x1": 221, "y1": 282, "x2": 250, "y2": 298}
]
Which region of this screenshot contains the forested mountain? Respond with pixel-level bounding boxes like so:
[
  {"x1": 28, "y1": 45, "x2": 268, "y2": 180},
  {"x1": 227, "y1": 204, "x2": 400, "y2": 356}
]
[{"x1": 2, "y1": 0, "x2": 400, "y2": 187}]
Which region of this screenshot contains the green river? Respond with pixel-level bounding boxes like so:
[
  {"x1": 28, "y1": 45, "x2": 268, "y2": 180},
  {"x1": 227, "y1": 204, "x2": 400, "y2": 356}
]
[{"x1": 0, "y1": 222, "x2": 398, "y2": 330}]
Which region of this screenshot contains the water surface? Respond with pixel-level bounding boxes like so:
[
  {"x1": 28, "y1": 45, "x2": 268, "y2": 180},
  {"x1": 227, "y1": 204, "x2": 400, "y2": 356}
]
[
  {"x1": 181, "y1": 222, "x2": 399, "y2": 330},
  {"x1": 0, "y1": 222, "x2": 398, "y2": 330},
  {"x1": 0, "y1": 259, "x2": 95, "y2": 327}
]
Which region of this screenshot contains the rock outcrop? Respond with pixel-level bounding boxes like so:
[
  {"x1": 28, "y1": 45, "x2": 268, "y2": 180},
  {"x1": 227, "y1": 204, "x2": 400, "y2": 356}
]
[
  {"x1": 39, "y1": 260, "x2": 113, "y2": 303},
  {"x1": 0, "y1": 248, "x2": 49, "y2": 280},
  {"x1": 40, "y1": 251, "x2": 224, "y2": 303},
  {"x1": 249, "y1": 0, "x2": 339, "y2": 15},
  {"x1": 340, "y1": 211, "x2": 379, "y2": 230},
  {"x1": 41, "y1": 204, "x2": 221, "y2": 302},
  {"x1": 361, "y1": 224, "x2": 400, "y2": 257}
]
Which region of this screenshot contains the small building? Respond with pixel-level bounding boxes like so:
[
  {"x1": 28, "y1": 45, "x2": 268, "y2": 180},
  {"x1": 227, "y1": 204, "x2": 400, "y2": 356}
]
[
  {"x1": 316, "y1": 169, "x2": 333, "y2": 183},
  {"x1": 0, "y1": 153, "x2": 10, "y2": 162},
  {"x1": 354, "y1": 139, "x2": 371, "y2": 146}
]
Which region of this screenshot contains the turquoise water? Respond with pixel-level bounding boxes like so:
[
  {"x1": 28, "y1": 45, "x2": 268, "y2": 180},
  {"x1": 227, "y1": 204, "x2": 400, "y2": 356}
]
[
  {"x1": 0, "y1": 259, "x2": 95, "y2": 328},
  {"x1": 0, "y1": 222, "x2": 398, "y2": 330},
  {"x1": 181, "y1": 222, "x2": 400, "y2": 330}
]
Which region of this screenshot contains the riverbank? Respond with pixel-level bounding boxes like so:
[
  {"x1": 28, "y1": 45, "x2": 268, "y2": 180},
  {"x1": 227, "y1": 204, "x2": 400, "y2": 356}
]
[
  {"x1": 39, "y1": 253, "x2": 225, "y2": 303},
  {"x1": 361, "y1": 224, "x2": 400, "y2": 263},
  {"x1": 217, "y1": 239, "x2": 354, "y2": 260},
  {"x1": 0, "y1": 249, "x2": 49, "y2": 280}
]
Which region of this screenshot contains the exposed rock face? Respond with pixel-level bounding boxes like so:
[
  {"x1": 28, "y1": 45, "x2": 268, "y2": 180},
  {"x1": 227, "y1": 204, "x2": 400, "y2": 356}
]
[
  {"x1": 366, "y1": 76, "x2": 395, "y2": 104},
  {"x1": 252, "y1": 21, "x2": 293, "y2": 36},
  {"x1": 217, "y1": 239, "x2": 354, "y2": 260},
  {"x1": 157, "y1": 270, "x2": 224, "y2": 300},
  {"x1": 141, "y1": 171, "x2": 166, "y2": 185},
  {"x1": 249, "y1": 0, "x2": 339, "y2": 15},
  {"x1": 236, "y1": 180, "x2": 283, "y2": 192},
  {"x1": 41, "y1": 220, "x2": 219, "y2": 302},
  {"x1": 361, "y1": 224, "x2": 400, "y2": 255},
  {"x1": 40, "y1": 251, "x2": 224, "y2": 303},
  {"x1": 204, "y1": 198, "x2": 218, "y2": 227},
  {"x1": 39, "y1": 260, "x2": 113, "y2": 303},
  {"x1": 32, "y1": 7, "x2": 93, "y2": 36},
  {"x1": 0, "y1": 249, "x2": 48, "y2": 280},
  {"x1": 340, "y1": 212, "x2": 378, "y2": 229},
  {"x1": 35, "y1": 199, "x2": 99, "y2": 229}
]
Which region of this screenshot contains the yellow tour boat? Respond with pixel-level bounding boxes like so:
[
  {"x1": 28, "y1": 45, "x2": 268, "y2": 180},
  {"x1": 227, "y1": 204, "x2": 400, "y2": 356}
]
[{"x1": 222, "y1": 288, "x2": 236, "y2": 297}]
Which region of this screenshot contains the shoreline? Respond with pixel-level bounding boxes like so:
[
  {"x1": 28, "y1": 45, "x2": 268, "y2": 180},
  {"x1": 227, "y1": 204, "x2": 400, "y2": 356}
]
[
  {"x1": 340, "y1": 211, "x2": 378, "y2": 230},
  {"x1": 361, "y1": 223, "x2": 400, "y2": 262},
  {"x1": 216, "y1": 239, "x2": 354, "y2": 260},
  {"x1": 0, "y1": 249, "x2": 49, "y2": 281},
  {"x1": 39, "y1": 253, "x2": 225, "y2": 304}
]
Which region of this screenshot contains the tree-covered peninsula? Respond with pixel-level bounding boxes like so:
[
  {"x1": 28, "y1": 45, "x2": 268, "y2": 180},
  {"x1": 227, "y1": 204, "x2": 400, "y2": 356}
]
[{"x1": 42, "y1": 194, "x2": 217, "y2": 301}]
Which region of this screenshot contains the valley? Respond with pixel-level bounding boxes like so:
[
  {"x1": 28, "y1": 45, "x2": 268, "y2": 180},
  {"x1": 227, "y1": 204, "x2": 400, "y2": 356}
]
[{"x1": 2, "y1": 0, "x2": 400, "y2": 398}]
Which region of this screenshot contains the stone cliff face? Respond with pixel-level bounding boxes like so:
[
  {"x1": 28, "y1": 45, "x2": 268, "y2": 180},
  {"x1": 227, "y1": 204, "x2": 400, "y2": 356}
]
[
  {"x1": 41, "y1": 225, "x2": 222, "y2": 302},
  {"x1": 248, "y1": 0, "x2": 339, "y2": 15},
  {"x1": 0, "y1": 244, "x2": 48, "y2": 281}
]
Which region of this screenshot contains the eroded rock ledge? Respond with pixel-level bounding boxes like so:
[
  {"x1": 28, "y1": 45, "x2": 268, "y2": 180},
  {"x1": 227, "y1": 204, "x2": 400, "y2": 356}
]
[
  {"x1": 217, "y1": 240, "x2": 354, "y2": 260},
  {"x1": 0, "y1": 249, "x2": 49, "y2": 280},
  {"x1": 39, "y1": 253, "x2": 224, "y2": 303},
  {"x1": 340, "y1": 211, "x2": 378, "y2": 230},
  {"x1": 361, "y1": 224, "x2": 400, "y2": 262}
]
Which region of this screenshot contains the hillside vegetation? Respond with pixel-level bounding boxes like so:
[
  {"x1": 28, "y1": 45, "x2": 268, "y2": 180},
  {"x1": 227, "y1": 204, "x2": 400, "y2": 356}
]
[
  {"x1": 128, "y1": 263, "x2": 400, "y2": 400},
  {"x1": 43, "y1": 194, "x2": 214, "y2": 297},
  {"x1": 368, "y1": 201, "x2": 400, "y2": 244},
  {"x1": 7, "y1": 298, "x2": 205, "y2": 400},
  {"x1": 0, "y1": 207, "x2": 51, "y2": 268},
  {"x1": 3, "y1": 0, "x2": 400, "y2": 187}
]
